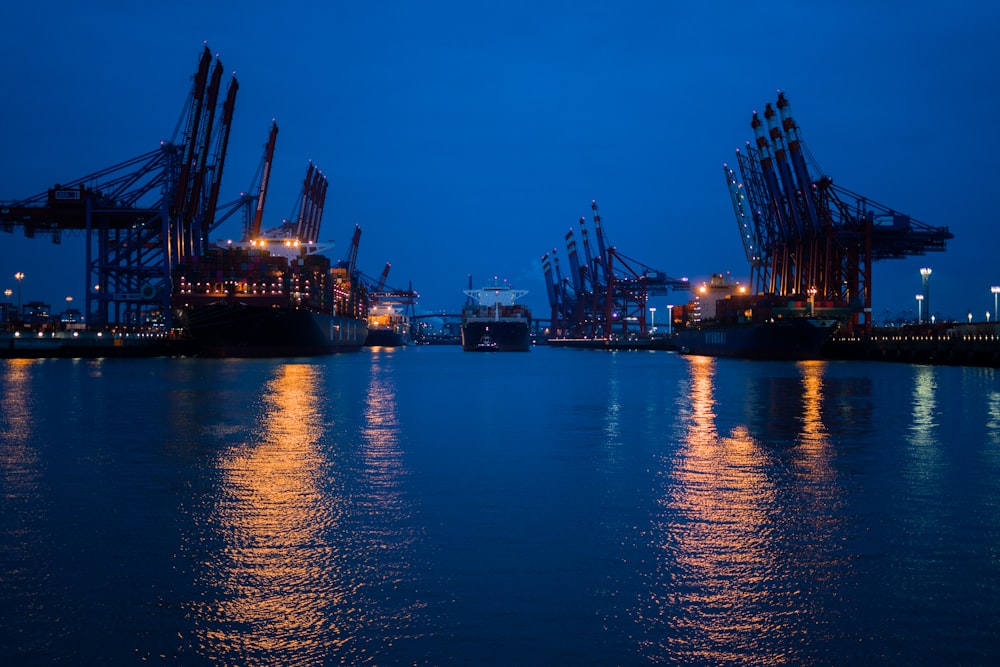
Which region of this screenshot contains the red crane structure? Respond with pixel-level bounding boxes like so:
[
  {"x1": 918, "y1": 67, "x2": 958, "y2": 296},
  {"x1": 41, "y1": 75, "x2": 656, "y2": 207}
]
[
  {"x1": 375, "y1": 262, "x2": 391, "y2": 292},
  {"x1": 0, "y1": 45, "x2": 238, "y2": 329},
  {"x1": 543, "y1": 200, "x2": 689, "y2": 339},
  {"x1": 244, "y1": 122, "x2": 278, "y2": 242},
  {"x1": 362, "y1": 261, "x2": 419, "y2": 314},
  {"x1": 238, "y1": 156, "x2": 331, "y2": 258},
  {"x1": 725, "y1": 91, "x2": 953, "y2": 334}
]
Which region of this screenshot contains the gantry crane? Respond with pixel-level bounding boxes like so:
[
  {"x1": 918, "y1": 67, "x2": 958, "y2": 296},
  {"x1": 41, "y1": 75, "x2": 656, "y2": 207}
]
[
  {"x1": 242, "y1": 159, "x2": 330, "y2": 253},
  {"x1": 363, "y1": 260, "x2": 419, "y2": 330},
  {"x1": 725, "y1": 91, "x2": 952, "y2": 334},
  {"x1": 245, "y1": 122, "x2": 278, "y2": 241},
  {"x1": 0, "y1": 45, "x2": 238, "y2": 329},
  {"x1": 543, "y1": 200, "x2": 689, "y2": 338}
]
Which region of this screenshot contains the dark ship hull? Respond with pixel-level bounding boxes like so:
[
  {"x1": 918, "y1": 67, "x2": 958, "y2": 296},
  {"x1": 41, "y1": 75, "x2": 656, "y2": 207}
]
[
  {"x1": 172, "y1": 245, "x2": 368, "y2": 358},
  {"x1": 364, "y1": 327, "x2": 409, "y2": 347},
  {"x1": 460, "y1": 280, "x2": 532, "y2": 352},
  {"x1": 674, "y1": 317, "x2": 839, "y2": 361},
  {"x1": 364, "y1": 305, "x2": 410, "y2": 347},
  {"x1": 461, "y1": 320, "x2": 531, "y2": 352},
  {"x1": 176, "y1": 303, "x2": 367, "y2": 357}
]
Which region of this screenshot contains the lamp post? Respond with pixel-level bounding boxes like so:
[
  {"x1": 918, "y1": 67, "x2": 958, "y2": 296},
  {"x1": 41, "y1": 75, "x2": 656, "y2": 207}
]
[
  {"x1": 992, "y1": 286, "x2": 1000, "y2": 323},
  {"x1": 666, "y1": 304, "x2": 673, "y2": 335},
  {"x1": 14, "y1": 272, "x2": 24, "y2": 318},
  {"x1": 649, "y1": 307, "x2": 656, "y2": 333},
  {"x1": 915, "y1": 294, "x2": 924, "y2": 324},
  {"x1": 3, "y1": 288, "x2": 11, "y2": 323},
  {"x1": 920, "y1": 267, "x2": 932, "y2": 323}
]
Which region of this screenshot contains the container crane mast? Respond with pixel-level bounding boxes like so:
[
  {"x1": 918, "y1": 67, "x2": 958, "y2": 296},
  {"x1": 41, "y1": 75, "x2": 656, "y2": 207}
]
[
  {"x1": 376, "y1": 262, "x2": 391, "y2": 292},
  {"x1": 342, "y1": 224, "x2": 362, "y2": 276},
  {"x1": 294, "y1": 163, "x2": 327, "y2": 243},
  {"x1": 542, "y1": 202, "x2": 689, "y2": 339},
  {"x1": 201, "y1": 72, "x2": 238, "y2": 239},
  {"x1": 0, "y1": 44, "x2": 239, "y2": 330},
  {"x1": 245, "y1": 122, "x2": 278, "y2": 241},
  {"x1": 725, "y1": 91, "x2": 953, "y2": 334},
  {"x1": 185, "y1": 58, "x2": 224, "y2": 255}
]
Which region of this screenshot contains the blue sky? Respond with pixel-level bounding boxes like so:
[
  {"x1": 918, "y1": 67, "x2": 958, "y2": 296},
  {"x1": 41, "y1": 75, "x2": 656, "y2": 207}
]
[{"x1": 2, "y1": 1, "x2": 998, "y2": 322}]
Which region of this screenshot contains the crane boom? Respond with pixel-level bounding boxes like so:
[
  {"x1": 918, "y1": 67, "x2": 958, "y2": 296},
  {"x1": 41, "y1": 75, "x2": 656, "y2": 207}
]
[
  {"x1": 248, "y1": 121, "x2": 278, "y2": 240},
  {"x1": 344, "y1": 224, "x2": 361, "y2": 275},
  {"x1": 186, "y1": 57, "x2": 224, "y2": 247},
  {"x1": 171, "y1": 46, "x2": 212, "y2": 221},
  {"x1": 376, "y1": 262, "x2": 391, "y2": 291},
  {"x1": 202, "y1": 75, "x2": 238, "y2": 238}
]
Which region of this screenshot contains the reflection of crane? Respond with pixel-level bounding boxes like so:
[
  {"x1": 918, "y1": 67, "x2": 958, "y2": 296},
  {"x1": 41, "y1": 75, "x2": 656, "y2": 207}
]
[
  {"x1": 543, "y1": 201, "x2": 688, "y2": 338},
  {"x1": 725, "y1": 91, "x2": 953, "y2": 333}
]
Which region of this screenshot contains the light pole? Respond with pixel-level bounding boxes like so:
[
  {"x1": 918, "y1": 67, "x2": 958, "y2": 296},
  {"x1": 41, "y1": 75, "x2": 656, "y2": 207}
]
[
  {"x1": 3, "y1": 288, "x2": 11, "y2": 323},
  {"x1": 920, "y1": 267, "x2": 932, "y2": 323},
  {"x1": 666, "y1": 304, "x2": 673, "y2": 335},
  {"x1": 992, "y1": 286, "x2": 999, "y2": 323},
  {"x1": 649, "y1": 307, "x2": 656, "y2": 333},
  {"x1": 14, "y1": 272, "x2": 24, "y2": 318},
  {"x1": 915, "y1": 294, "x2": 924, "y2": 324}
]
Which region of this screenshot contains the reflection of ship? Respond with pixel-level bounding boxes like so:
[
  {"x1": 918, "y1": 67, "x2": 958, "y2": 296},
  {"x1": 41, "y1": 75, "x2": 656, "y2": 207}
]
[
  {"x1": 172, "y1": 245, "x2": 368, "y2": 357},
  {"x1": 674, "y1": 273, "x2": 840, "y2": 360},
  {"x1": 364, "y1": 303, "x2": 410, "y2": 347},
  {"x1": 461, "y1": 279, "x2": 532, "y2": 352}
]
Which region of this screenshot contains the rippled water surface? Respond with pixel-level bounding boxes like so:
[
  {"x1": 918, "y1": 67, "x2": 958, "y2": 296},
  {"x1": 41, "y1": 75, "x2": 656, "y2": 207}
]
[{"x1": 2, "y1": 347, "x2": 999, "y2": 665}]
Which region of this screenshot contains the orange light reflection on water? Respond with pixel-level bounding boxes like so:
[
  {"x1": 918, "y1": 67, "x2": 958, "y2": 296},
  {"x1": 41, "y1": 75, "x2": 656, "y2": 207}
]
[
  {"x1": 793, "y1": 360, "x2": 834, "y2": 483},
  {"x1": 0, "y1": 360, "x2": 42, "y2": 513},
  {"x1": 195, "y1": 364, "x2": 344, "y2": 665},
  {"x1": 362, "y1": 350, "x2": 405, "y2": 505},
  {"x1": 638, "y1": 356, "x2": 840, "y2": 664}
]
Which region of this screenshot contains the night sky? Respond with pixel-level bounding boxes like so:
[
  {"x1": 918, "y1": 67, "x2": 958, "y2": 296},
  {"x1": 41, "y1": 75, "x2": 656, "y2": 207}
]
[{"x1": 2, "y1": 1, "x2": 998, "y2": 322}]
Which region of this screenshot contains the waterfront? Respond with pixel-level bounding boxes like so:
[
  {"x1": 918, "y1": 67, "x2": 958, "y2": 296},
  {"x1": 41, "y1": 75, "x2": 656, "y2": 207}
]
[{"x1": 2, "y1": 346, "x2": 999, "y2": 665}]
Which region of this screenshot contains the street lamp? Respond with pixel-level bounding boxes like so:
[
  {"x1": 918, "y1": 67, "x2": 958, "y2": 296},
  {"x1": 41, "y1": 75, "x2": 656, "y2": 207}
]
[
  {"x1": 992, "y1": 286, "x2": 999, "y2": 323},
  {"x1": 3, "y1": 288, "x2": 11, "y2": 323},
  {"x1": 915, "y1": 294, "x2": 924, "y2": 324},
  {"x1": 14, "y1": 272, "x2": 24, "y2": 317},
  {"x1": 666, "y1": 304, "x2": 674, "y2": 335},
  {"x1": 649, "y1": 307, "x2": 656, "y2": 332},
  {"x1": 920, "y1": 267, "x2": 932, "y2": 323}
]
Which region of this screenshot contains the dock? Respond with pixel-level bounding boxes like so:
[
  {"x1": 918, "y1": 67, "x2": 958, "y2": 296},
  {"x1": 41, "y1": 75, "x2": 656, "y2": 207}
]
[
  {"x1": 1, "y1": 330, "x2": 195, "y2": 359},
  {"x1": 545, "y1": 335, "x2": 678, "y2": 351},
  {"x1": 823, "y1": 322, "x2": 1000, "y2": 367}
]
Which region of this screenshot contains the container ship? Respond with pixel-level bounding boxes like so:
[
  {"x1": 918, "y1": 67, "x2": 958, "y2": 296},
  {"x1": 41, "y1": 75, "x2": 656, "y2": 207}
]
[
  {"x1": 171, "y1": 244, "x2": 368, "y2": 357},
  {"x1": 461, "y1": 280, "x2": 532, "y2": 352},
  {"x1": 673, "y1": 273, "x2": 840, "y2": 361},
  {"x1": 364, "y1": 303, "x2": 411, "y2": 347}
]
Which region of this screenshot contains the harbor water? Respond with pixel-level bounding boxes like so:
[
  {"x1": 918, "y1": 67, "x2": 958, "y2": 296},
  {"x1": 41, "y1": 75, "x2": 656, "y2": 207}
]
[{"x1": 2, "y1": 346, "x2": 999, "y2": 665}]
